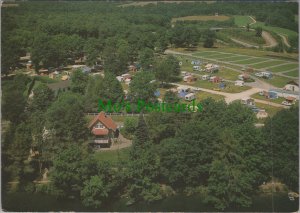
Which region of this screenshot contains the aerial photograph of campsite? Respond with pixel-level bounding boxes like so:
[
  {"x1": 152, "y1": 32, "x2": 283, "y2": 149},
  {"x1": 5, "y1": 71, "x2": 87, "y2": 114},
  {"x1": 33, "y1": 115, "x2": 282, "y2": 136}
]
[{"x1": 1, "y1": 0, "x2": 299, "y2": 212}]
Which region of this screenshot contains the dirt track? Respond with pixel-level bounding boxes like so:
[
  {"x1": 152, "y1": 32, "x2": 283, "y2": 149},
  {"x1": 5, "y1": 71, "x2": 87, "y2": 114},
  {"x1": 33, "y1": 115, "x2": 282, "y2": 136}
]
[
  {"x1": 262, "y1": 31, "x2": 278, "y2": 48},
  {"x1": 279, "y1": 34, "x2": 291, "y2": 48}
]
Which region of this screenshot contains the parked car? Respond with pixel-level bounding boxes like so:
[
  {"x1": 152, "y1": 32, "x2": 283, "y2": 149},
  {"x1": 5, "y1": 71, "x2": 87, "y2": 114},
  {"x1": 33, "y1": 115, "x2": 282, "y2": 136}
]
[
  {"x1": 282, "y1": 101, "x2": 292, "y2": 106},
  {"x1": 255, "y1": 72, "x2": 263, "y2": 77}
]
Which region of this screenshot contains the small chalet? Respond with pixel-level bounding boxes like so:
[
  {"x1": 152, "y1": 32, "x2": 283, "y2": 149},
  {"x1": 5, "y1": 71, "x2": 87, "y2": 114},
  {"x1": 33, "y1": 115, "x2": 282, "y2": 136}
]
[{"x1": 88, "y1": 112, "x2": 119, "y2": 149}]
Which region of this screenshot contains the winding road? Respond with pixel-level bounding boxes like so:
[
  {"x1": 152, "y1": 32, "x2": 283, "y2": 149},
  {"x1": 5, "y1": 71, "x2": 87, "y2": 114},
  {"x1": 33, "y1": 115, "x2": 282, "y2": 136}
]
[{"x1": 231, "y1": 16, "x2": 278, "y2": 49}]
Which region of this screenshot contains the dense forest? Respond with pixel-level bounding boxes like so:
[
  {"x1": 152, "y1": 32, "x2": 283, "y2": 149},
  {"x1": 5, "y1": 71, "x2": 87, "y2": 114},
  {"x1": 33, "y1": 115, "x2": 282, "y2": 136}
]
[
  {"x1": 1, "y1": 1, "x2": 299, "y2": 211},
  {"x1": 2, "y1": 72, "x2": 299, "y2": 210},
  {"x1": 1, "y1": 1, "x2": 298, "y2": 74}
]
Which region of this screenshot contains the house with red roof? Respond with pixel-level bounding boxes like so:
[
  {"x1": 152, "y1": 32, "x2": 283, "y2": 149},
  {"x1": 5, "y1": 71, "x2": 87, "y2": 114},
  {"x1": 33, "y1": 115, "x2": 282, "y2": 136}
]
[{"x1": 88, "y1": 111, "x2": 119, "y2": 148}]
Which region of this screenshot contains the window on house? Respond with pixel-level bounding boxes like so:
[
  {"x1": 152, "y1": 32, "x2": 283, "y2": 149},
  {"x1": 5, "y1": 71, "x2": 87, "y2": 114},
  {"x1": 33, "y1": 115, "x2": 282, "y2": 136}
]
[{"x1": 95, "y1": 122, "x2": 104, "y2": 129}]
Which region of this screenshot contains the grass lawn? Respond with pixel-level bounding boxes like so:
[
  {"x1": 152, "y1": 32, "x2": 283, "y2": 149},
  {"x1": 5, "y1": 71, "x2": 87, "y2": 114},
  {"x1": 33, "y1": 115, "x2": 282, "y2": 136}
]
[
  {"x1": 255, "y1": 102, "x2": 283, "y2": 117},
  {"x1": 177, "y1": 56, "x2": 195, "y2": 72},
  {"x1": 203, "y1": 53, "x2": 230, "y2": 59},
  {"x1": 269, "y1": 63, "x2": 299, "y2": 73},
  {"x1": 182, "y1": 80, "x2": 251, "y2": 93},
  {"x1": 223, "y1": 84, "x2": 251, "y2": 93},
  {"x1": 251, "y1": 93, "x2": 285, "y2": 104},
  {"x1": 234, "y1": 15, "x2": 253, "y2": 27},
  {"x1": 226, "y1": 56, "x2": 250, "y2": 62},
  {"x1": 191, "y1": 47, "x2": 298, "y2": 61},
  {"x1": 172, "y1": 15, "x2": 230, "y2": 22},
  {"x1": 261, "y1": 75, "x2": 293, "y2": 88},
  {"x1": 284, "y1": 70, "x2": 299, "y2": 77},
  {"x1": 235, "y1": 58, "x2": 268, "y2": 65},
  {"x1": 93, "y1": 148, "x2": 130, "y2": 164},
  {"x1": 195, "y1": 91, "x2": 224, "y2": 102},
  {"x1": 217, "y1": 68, "x2": 240, "y2": 81},
  {"x1": 251, "y1": 60, "x2": 286, "y2": 69},
  {"x1": 193, "y1": 51, "x2": 220, "y2": 57},
  {"x1": 214, "y1": 54, "x2": 239, "y2": 60}
]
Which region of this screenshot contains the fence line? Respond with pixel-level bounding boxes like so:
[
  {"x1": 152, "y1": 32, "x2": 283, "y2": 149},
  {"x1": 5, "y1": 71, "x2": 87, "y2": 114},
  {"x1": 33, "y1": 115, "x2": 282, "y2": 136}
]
[{"x1": 85, "y1": 112, "x2": 144, "y2": 116}]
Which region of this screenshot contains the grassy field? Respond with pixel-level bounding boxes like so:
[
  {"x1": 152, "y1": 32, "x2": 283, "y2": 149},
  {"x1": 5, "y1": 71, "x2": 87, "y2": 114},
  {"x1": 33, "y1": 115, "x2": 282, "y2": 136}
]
[
  {"x1": 195, "y1": 91, "x2": 224, "y2": 102},
  {"x1": 193, "y1": 51, "x2": 222, "y2": 57},
  {"x1": 269, "y1": 63, "x2": 299, "y2": 73},
  {"x1": 261, "y1": 75, "x2": 293, "y2": 88},
  {"x1": 284, "y1": 70, "x2": 299, "y2": 77},
  {"x1": 234, "y1": 58, "x2": 267, "y2": 65},
  {"x1": 172, "y1": 15, "x2": 230, "y2": 22},
  {"x1": 181, "y1": 80, "x2": 251, "y2": 93},
  {"x1": 172, "y1": 50, "x2": 298, "y2": 87},
  {"x1": 255, "y1": 102, "x2": 283, "y2": 117},
  {"x1": 177, "y1": 55, "x2": 241, "y2": 81},
  {"x1": 188, "y1": 47, "x2": 298, "y2": 61},
  {"x1": 251, "y1": 60, "x2": 287, "y2": 69},
  {"x1": 93, "y1": 148, "x2": 130, "y2": 164},
  {"x1": 226, "y1": 56, "x2": 250, "y2": 62},
  {"x1": 216, "y1": 68, "x2": 240, "y2": 80},
  {"x1": 234, "y1": 15, "x2": 253, "y2": 27},
  {"x1": 251, "y1": 93, "x2": 285, "y2": 104}
]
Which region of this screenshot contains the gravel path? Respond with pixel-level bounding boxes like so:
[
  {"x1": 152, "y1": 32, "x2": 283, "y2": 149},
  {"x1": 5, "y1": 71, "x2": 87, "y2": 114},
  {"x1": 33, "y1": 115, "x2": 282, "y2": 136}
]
[{"x1": 99, "y1": 133, "x2": 132, "y2": 151}]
